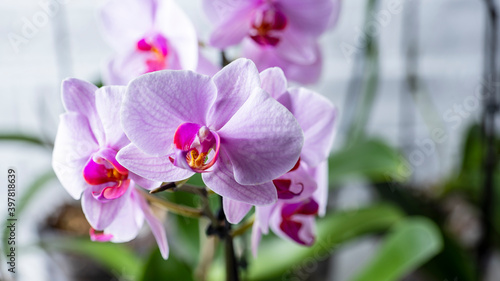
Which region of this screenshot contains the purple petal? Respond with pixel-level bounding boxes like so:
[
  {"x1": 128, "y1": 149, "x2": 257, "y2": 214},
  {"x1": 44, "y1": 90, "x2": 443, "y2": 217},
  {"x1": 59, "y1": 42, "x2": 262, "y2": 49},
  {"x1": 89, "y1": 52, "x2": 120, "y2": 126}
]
[
  {"x1": 269, "y1": 203, "x2": 316, "y2": 246},
  {"x1": 276, "y1": 0, "x2": 333, "y2": 36},
  {"x1": 207, "y1": 58, "x2": 261, "y2": 130},
  {"x1": 92, "y1": 180, "x2": 130, "y2": 202},
  {"x1": 312, "y1": 161, "x2": 329, "y2": 217},
  {"x1": 203, "y1": 0, "x2": 252, "y2": 22},
  {"x1": 281, "y1": 199, "x2": 319, "y2": 217},
  {"x1": 328, "y1": 0, "x2": 342, "y2": 28},
  {"x1": 52, "y1": 113, "x2": 99, "y2": 199},
  {"x1": 154, "y1": 0, "x2": 198, "y2": 70},
  {"x1": 277, "y1": 217, "x2": 315, "y2": 246},
  {"x1": 104, "y1": 187, "x2": 145, "y2": 243},
  {"x1": 122, "y1": 70, "x2": 216, "y2": 156},
  {"x1": 196, "y1": 51, "x2": 221, "y2": 76},
  {"x1": 252, "y1": 204, "x2": 274, "y2": 256},
  {"x1": 207, "y1": 2, "x2": 256, "y2": 48},
  {"x1": 259, "y1": 67, "x2": 288, "y2": 99},
  {"x1": 223, "y1": 197, "x2": 252, "y2": 224},
  {"x1": 95, "y1": 86, "x2": 129, "y2": 149},
  {"x1": 136, "y1": 190, "x2": 169, "y2": 259},
  {"x1": 61, "y1": 78, "x2": 104, "y2": 145},
  {"x1": 116, "y1": 144, "x2": 194, "y2": 183},
  {"x1": 202, "y1": 150, "x2": 277, "y2": 205},
  {"x1": 93, "y1": 147, "x2": 128, "y2": 174},
  {"x1": 274, "y1": 163, "x2": 317, "y2": 202},
  {"x1": 100, "y1": 0, "x2": 155, "y2": 50},
  {"x1": 243, "y1": 39, "x2": 322, "y2": 84},
  {"x1": 255, "y1": 204, "x2": 275, "y2": 234},
  {"x1": 251, "y1": 223, "x2": 263, "y2": 257},
  {"x1": 290, "y1": 164, "x2": 317, "y2": 200},
  {"x1": 275, "y1": 28, "x2": 317, "y2": 65},
  {"x1": 278, "y1": 88, "x2": 337, "y2": 167},
  {"x1": 218, "y1": 87, "x2": 303, "y2": 185},
  {"x1": 103, "y1": 50, "x2": 151, "y2": 86},
  {"x1": 129, "y1": 172, "x2": 161, "y2": 190},
  {"x1": 81, "y1": 186, "x2": 126, "y2": 230}
]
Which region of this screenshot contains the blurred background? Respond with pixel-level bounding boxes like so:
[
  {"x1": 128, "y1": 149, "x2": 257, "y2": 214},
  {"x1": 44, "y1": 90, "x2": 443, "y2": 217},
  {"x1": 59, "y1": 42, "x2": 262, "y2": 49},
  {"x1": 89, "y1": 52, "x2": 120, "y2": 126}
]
[{"x1": 1, "y1": 0, "x2": 499, "y2": 280}]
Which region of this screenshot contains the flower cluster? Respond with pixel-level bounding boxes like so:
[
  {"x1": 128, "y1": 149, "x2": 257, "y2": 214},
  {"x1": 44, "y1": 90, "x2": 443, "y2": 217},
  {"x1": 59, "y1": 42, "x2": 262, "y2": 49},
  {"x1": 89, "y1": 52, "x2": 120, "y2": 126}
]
[
  {"x1": 52, "y1": 0, "x2": 339, "y2": 259},
  {"x1": 204, "y1": 0, "x2": 340, "y2": 84},
  {"x1": 221, "y1": 67, "x2": 337, "y2": 253}
]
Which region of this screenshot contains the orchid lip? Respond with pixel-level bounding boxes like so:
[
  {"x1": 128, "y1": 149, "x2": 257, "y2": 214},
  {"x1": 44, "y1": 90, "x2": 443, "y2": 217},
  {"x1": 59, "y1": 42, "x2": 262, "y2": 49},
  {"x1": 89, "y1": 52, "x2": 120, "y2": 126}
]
[
  {"x1": 136, "y1": 33, "x2": 170, "y2": 72},
  {"x1": 273, "y1": 179, "x2": 304, "y2": 200},
  {"x1": 170, "y1": 122, "x2": 220, "y2": 173},
  {"x1": 83, "y1": 148, "x2": 129, "y2": 201},
  {"x1": 249, "y1": 6, "x2": 288, "y2": 46},
  {"x1": 279, "y1": 199, "x2": 319, "y2": 245},
  {"x1": 92, "y1": 179, "x2": 130, "y2": 202},
  {"x1": 281, "y1": 199, "x2": 319, "y2": 218}
]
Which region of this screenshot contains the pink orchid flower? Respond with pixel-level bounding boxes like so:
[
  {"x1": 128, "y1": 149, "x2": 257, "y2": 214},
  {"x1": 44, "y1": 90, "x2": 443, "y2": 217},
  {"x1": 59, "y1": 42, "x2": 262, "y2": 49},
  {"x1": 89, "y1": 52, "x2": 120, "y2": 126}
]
[
  {"x1": 52, "y1": 79, "x2": 168, "y2": 259},
  {"x1": 116, "y1": 58, "x2": 304, "y2": 206},
  {"x1": 251, "y1": 161, "x2": 328, "y2": 252},
  {"x1": 204, "y1": 0, "x2": 340, "y2": 83},
  {"x1": 222, "y1": 67, "x2": 336, "y2": 251},
  {"x1": 100, "y1": 0, "x2": 217, "y2": 85}
]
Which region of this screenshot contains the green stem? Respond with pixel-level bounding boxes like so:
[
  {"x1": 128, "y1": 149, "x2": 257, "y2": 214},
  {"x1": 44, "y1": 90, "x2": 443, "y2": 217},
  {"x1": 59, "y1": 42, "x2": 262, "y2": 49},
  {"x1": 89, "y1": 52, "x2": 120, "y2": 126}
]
[
  {"x1": 230, "y1": 215, "x2": 255, "y2": 238},
  {"x1": 140, "y1": 189, "x2": 204, "y2": 218}
]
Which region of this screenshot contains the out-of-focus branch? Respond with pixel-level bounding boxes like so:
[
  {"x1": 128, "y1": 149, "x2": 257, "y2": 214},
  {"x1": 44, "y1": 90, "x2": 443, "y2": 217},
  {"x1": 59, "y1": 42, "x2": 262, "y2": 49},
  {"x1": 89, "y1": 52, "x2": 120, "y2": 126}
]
[
  {"x1": 230, "y1": 215, "x2": 255, "y2": 238},
  {"x1": 140, "y1": 189, "x2": 204, "y2": 218},
  {"x1": 477, "y1": 0, "x2": 498, "y2": 278}
]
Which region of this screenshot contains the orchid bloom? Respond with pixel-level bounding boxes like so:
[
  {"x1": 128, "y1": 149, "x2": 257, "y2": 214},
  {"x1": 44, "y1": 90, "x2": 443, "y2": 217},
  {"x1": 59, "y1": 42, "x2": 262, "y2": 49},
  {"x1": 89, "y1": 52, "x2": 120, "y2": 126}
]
[
  {"x1": 52, "y1": 79, "x2": 168, "y2": 259},
  {"x1": 116, "y1": 58, "x2": 304, "y2": 207},
  {"x1": 251, "y1": 161, "x2": 329, "y2": 253},
  {"x1": 100, "y1": 0, "x2": 217, "y2": 85},
  {"x1": 222, "y1": 67, "x2": 336, "y2": 251},
  {"x1": 204, "y1": 0, "x2": 340, "y2": 83}
]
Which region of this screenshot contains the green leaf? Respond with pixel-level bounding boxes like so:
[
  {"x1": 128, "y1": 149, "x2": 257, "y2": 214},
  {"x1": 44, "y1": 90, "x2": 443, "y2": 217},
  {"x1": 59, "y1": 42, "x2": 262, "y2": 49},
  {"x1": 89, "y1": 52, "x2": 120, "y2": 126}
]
[
  {"x1": 17, "y1": 170, "x2": 56, "y2": 214},
  {"x1": 170, "y1": 214, "x2": 200, "y2": 265},
  {"x1": 41, "y1": 238, "x2": 142, "y2": 280},
  {"x1": 0, "y1": 133, "x2": 52, "y2": 147},
  {"x1": 374, "y1": 183, "x2": 477, "y2": 281},
  {"x1": 349, "y1": 218, "x2": 443, "y2": 281},
  {"x1": 2, "y1": 170, "x2": 55, "y2": 255},
  {"x1": 186, "y1": 173, "x2": 205, "y2": 187},
  {"x1": 208, "y1": 204, "x2": 404, "y2": 281},
  {"x1": 140, "y1": 248, "x2": 195, "y2": 281},
  {"x1": 329, "y1": 139, "x2": 407, "y2": 185},
  {"x1": 443, "y1": 124, "x2": 500, "y2": 235}
]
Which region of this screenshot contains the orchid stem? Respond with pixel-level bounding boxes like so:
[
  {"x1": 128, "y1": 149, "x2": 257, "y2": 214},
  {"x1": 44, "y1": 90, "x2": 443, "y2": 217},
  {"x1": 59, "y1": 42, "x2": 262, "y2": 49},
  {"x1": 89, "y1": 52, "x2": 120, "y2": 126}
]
[
  {"x1": 230, "y1": 215, "x2": 255, "y2": 238},
  {"x1": 140, "y1": 189, "x2": 204, "y2": 218}
]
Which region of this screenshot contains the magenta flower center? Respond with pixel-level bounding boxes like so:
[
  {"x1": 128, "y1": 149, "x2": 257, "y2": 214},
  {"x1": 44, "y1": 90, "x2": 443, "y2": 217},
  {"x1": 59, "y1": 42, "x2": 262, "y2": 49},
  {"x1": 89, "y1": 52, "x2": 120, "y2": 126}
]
[
  {"x1": 249, "y1": 6, "x2": 288, "y2": 46},
  {"x1": 83, "y1": 148, "x2": 130, "y2": 201},
  {"x1": 171, "y1": 123, "x2": 221, "y2": 173},
  {"x1": 136, "y1": 33, "x2": 170, "y2": 73},
  {"x1": 279, "y1": 199, "x2": 319, "y2": 245}
]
